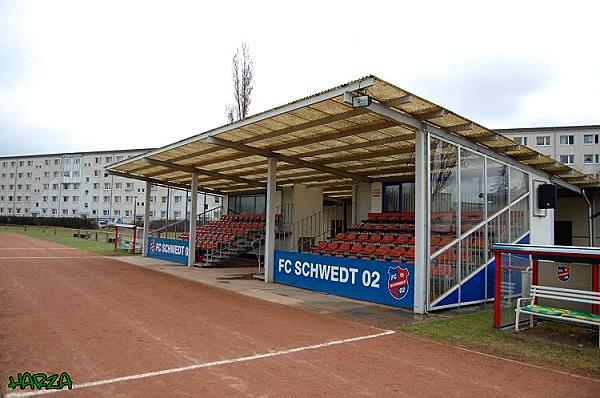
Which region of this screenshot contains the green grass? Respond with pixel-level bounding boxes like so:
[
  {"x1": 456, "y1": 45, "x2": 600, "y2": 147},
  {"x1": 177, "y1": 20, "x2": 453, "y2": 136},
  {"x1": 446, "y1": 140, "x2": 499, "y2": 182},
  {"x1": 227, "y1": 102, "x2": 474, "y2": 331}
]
[
  {"x1": 401, "y1": 309, "x2": 600, "y2": 377},
  {"x1": 1, "y1": 225, "x2": 134, "y2": 256}
]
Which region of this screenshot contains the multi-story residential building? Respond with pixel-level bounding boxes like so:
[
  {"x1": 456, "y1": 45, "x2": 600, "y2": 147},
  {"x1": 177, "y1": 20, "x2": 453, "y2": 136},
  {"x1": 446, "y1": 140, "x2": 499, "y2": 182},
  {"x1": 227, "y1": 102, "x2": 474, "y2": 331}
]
[
  {"x1": 497, "y1": 125, "x2": 600, "y2": 179},
  {"x1": 0, "y1": 149, "x2": 221, "y2": 223},
  {"x1": 498, "y1": 125, "x2": 600, "y2": 247}
]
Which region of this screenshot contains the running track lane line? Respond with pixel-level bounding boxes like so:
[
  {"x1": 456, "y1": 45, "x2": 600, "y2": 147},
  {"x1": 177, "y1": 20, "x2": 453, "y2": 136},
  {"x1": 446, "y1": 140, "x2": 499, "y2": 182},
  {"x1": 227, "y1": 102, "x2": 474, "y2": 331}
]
[
  {"x1": 4, "y1": 330, "x2": 396, "y2": 397},
  {"x1": 0, "y1": 256, "x2": 107, "y2": 259},
  {"x1": 0, "y1": 248, "x2": 79, "y2": 250}
]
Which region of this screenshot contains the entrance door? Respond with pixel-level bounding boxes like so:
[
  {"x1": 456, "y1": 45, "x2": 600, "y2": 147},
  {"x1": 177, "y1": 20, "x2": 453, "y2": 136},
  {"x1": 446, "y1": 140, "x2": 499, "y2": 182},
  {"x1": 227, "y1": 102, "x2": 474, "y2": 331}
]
[
  {"x1": 356, "y1": 186, "x2": 371, "y2": 223},
  {"x1": 554, "y1": 221, "x2": 573, "y2": 246}
]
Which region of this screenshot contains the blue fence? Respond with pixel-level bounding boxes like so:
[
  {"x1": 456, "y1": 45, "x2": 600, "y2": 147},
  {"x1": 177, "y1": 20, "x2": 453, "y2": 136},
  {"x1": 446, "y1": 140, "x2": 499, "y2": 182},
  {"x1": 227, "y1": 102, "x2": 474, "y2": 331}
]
[
  {"x1": 274, "y1": 251, "x2": 414, "y2": 309},
  {"x1": 147, "y1": 237, "x2": 189, "y2": 265}
]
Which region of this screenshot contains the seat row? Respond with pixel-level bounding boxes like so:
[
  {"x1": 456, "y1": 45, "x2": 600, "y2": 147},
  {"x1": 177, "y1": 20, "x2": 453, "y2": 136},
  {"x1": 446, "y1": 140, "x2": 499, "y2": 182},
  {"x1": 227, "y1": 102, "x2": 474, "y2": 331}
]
[
  {"x1": 332, "y1": 232, "x2": 414, "y2": 245},
  {"x1": 366, "y1": 212, "x2": 415, "y2": 223},
  {"x1": 349, "y1": 223, "x2": 415, "y2": 232},
  {"x1": 309, "y1": 242, "x2": 415, "y2": 262}
]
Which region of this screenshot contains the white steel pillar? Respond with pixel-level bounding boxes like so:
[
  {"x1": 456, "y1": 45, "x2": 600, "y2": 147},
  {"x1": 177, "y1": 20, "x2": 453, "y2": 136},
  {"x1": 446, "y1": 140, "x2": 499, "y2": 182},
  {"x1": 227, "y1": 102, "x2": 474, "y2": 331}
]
[
  {"x1": 264, "y1": 158, "x2": 277, "y2": 282},
  {"x1": 142, "y1": 181, "x2": 152, "y2": 256},
  {"x1": 188, "y1": 172, "x2": 198, "y2": 267},
  {"x1": 413, "y1": 126, "x2": 429, "y2": 314}
]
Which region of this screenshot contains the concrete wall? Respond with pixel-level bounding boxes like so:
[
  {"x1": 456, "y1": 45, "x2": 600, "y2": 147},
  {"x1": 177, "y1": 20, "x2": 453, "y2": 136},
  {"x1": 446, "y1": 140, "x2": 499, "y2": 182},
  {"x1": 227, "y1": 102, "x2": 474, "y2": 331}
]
[{"x1": 292, "y1": 184, "x2": 323, "y2": 224}]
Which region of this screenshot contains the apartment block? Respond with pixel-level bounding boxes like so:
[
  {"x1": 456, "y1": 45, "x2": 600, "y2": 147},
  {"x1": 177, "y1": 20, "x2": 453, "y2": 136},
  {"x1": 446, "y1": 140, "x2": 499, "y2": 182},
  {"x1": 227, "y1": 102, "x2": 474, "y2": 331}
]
[
  {"x1": 497, "y1": 125, "x2": 600, "y2": 178},
  {"x1": 0, "y1": 149, "x2": 221, "y2": 223}
]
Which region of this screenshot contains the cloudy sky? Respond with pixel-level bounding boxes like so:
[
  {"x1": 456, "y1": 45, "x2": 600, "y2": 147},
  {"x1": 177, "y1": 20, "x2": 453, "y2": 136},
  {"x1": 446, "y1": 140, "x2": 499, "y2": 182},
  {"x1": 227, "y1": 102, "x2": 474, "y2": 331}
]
[{"x1": 1, "y1": 0, "x2": 598, "y2": 156}]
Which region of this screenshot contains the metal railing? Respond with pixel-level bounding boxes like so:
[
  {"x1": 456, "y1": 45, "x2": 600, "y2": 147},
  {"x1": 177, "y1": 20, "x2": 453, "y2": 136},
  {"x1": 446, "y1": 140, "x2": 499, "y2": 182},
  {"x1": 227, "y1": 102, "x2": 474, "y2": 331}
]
[{"x1": 276, "y1": 203, "x2": 345, "y2": 252}]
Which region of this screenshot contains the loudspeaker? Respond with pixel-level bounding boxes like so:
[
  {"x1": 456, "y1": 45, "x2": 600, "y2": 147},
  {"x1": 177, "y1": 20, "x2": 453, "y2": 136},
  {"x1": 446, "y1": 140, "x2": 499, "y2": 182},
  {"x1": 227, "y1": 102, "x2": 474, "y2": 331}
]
[{"x1": 538, "y1": 184, "x2": 557, "y2": 209}]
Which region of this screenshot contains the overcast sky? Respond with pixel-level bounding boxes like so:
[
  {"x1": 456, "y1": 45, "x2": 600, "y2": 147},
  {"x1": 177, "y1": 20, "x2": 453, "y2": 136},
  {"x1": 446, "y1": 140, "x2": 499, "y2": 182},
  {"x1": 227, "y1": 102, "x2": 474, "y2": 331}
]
[{"x1": 1, "y1": 0, "x2": 599, "y2": 157}]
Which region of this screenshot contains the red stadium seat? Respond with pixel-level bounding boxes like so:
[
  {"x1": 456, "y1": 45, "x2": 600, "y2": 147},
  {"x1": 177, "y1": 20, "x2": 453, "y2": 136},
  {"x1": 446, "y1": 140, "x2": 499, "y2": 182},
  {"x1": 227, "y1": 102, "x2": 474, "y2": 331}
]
[
  {"x1": 348, "y1": 243, "x2": 364, "y2": 255},
  {"x1": 368, "y1": 234, "x2": 382, "y2": 243},
  {"x1": 356, "y1": 233, "x2": 369, "y2": 243},
  {"x1": 381, "y1": 234, "x2": 395, "y2": 245}
]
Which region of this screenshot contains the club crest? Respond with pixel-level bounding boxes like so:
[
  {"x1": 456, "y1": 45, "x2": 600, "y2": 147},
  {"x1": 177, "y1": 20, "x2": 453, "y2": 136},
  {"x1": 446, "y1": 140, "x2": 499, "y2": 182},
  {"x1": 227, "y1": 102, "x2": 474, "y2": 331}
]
[
  {"x1": 388, "y1": 266, "x2": 409, "y2": 300},
  {"x1": 557, "y1": 265, "x2": 571, "y2": 282}
]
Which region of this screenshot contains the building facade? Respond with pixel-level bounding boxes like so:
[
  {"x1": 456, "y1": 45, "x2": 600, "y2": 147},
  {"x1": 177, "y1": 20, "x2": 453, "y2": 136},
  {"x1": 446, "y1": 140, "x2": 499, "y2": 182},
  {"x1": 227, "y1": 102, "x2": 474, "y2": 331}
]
[
  {"x1": 498, "y1": 125, "x2": 600, "y2": 247},
  {"x1": 0, "y1": 149, "x2": 221, "y2": 223},
  {"x1": 497, "y1": 125, "x2": 600, "y2": 178}
]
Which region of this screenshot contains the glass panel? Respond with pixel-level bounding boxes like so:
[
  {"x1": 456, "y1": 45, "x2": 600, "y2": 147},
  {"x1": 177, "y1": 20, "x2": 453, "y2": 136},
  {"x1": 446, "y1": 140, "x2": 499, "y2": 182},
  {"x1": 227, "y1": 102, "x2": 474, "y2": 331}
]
[
  {"x1": 240, "y1": 195, "x2": 255, "y2": 214},
  {"x1": 460, "y1": 149, "x2": 485, "y2": 233},
  {"x1": 430, "y1": 242, "x2": 458, "y2": 303},
  {"x1": 460, "y1": 223, "x2": 486, "y2": 280},
  {"x1": 430, "y1": 138, "x2": 458, "y2": 239},
  {"x1": 509, "y1": 167, "x2": 529, "y2": 202},
  {"x1": 401, "y1": 182, "x2": 415, "y2": 212},
  {"x1": 486, "y1": 159, "x2": 508, "y2": 216},
  {"x1": 487, "y1": 210, "x2": 509, "y2": 260},
  {"x1": 255, "y1": 194, "x2": 266, "y2": 214},
  {"x1": 510, "y1": 196, "x2": 529, "y2": 241},
  {"x1": 384, "y1": 185, "x2": 400, "y2": 212}
]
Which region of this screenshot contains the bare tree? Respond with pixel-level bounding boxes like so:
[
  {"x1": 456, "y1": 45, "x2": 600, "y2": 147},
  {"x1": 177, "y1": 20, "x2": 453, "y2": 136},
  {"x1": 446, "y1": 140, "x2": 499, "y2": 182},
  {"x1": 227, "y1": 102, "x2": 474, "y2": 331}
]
[{"x1": 226, "y1": 43, "x2": 254, "y2": 123}]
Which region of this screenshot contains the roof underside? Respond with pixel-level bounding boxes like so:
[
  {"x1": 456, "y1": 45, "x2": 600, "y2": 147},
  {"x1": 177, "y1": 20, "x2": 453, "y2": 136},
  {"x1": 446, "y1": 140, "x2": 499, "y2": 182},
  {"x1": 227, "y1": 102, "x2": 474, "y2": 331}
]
[{"x1": 106, "y1": 76, "x2": 597, "y2": 198}]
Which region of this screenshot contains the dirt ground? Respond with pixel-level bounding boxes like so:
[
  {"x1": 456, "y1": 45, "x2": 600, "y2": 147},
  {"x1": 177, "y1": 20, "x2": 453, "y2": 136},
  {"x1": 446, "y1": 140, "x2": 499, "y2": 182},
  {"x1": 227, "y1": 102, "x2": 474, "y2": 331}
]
[{"x1": 1, "y1": 232, "x2": 598, "y2": 397}]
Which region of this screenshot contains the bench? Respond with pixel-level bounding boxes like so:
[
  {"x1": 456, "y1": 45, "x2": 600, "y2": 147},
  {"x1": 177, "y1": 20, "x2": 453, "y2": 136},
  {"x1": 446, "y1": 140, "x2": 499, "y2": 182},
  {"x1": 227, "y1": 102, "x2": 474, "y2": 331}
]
[{"x1": 515, "y1": 285, "x2": 600, "y2": 347}]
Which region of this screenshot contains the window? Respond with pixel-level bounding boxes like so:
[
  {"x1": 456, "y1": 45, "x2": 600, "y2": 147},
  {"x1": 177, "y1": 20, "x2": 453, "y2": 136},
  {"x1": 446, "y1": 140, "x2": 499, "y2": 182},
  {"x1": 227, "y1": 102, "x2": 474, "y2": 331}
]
[
  {"x1": 214, "y1": 196, "x2": 220, "y2": 204},
  {"x1": 18, "y1": 161, "x2": 23, "y2": 167},
  {"x1": 116, "y1": 155, "x2": 123, "y2": 162},
  {"x1": 95, "y1": 157, "x2": 101, "y2": 164},
  {"x1": 52, "y1": 196, "x2": 58, "y2": 202},
  {"x1": 174, "y1": 211, "x2": 181, "y2": 219},
  {"x1": 44, "y1": 172, "x2": 50, "y2": 177},
  {"x1": 53, "y1": 171, "x2": 59, "y2": 177},
  {"x1": 73, "y1": 158, "x2": 80, "y2": 164},
  {"x1": 584, "y1": 134, "x2": 594, "y2": 144},
  {"x1": 162, "y1": 196, "x2": 167, "y2": 203},
  {"x1": 92, "y1": 196, "x2": 99, "y2": 203},
  {"x1": 114, "y1": 196, "x2": 121, "y2": 203},
  {"x1": 43, "y1": 196, "x2": 48, "y2": 202},
  {"x1": 559, "y1": 135, "x2": 574, "y2": 145},
  {"x1": 52, "y1": 183, "x2": 58, "y2": 190},
  {"x1": 584, "y1": 154, "x2": 594, "y2": 164},
  {"x1": 126, "y1": 182, "x2": 134, "y2": 191},
  {"x1": 103, "y1": 196, "x2": 111, "y2": 203},
  {"x1": 63, "y1": 171, "x2": 70, "y2": 177},
  {"x1": 93, "y1": 183, "x2": 100, "y2": 189},
  {"x1": 513, "y1": 136, "x2": 527, "y2": 145},
  {"x1": 72, "y1": 171, "x2": 80, "y2": 177},
  {"x1": 104, "y1": 183, "x2": 111, "y2": 190},
  {"x1": 27, "y1": 161, "x2": 33, "y2": 166},
  {"x1": 560, "y1": 154, "x2": 575, "y2": 165},
  {"x1": 596, "y1": 154, "x2": 600, "y2": 164},
  {"x1": 63, "y1": 196, "x2": 68, "y2": 202},
  {"x1": 114, "y1": 210, "x2": 120, "y2": 216},
  {"x1": 62, "y1": 209, "x2": 68, "y2": 215},
  {"x1": 174, "y1": 196, "x2": 182, "y2": 203},
  {"x1": 18, "y1": 173, "x2": 23, "y2": 178},
  {"x1": 161, "y1": 211, "x2": 166, "y2": 218},
  {"x1": 105, "y1": 156, "x2": 113, "y2": 163},
  {"x1": 537, "y1": 136, "x2": 552, "y2": 147},
  {"x1": 63, "y1": 183, "x2": 69, "y2": 190},
  {"x1": 103, "y1": 210, "x2": 109, "y2": 216},
  {"x1": 52, "y1": 208, "x2": 57, "y2": 215},
  {"x1": 54, "y1": 159, "x2": 60, "y2": 165},
  {"x1": 72, "y1": 196, "x2": 79, "y2": 203},
  {"x1": 125, "y1": 210, "x2": 131, "y2": 217},
  {"x1": 115, "y1": 182, "x2": 122, "y2": 189},
  {"x1": 94, "y1": 170, "x2": 100, "y2": 177},
  {"x1": 73, "y1": 183, "x2": 79, "y2": 190},
  {"x1": 44, "y1": 160, "x2": 50, "y2": 166}
]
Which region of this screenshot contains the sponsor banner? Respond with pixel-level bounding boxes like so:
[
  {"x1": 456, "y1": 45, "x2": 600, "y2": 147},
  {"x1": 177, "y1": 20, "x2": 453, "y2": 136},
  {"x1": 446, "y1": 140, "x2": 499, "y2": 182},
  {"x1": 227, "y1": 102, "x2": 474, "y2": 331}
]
[
  {"x1": 274, "y1": 251, "x2": 414, "y2": 309},
  {"x1": 147, "y1": 238, "x2": 189, "y2": 265}
]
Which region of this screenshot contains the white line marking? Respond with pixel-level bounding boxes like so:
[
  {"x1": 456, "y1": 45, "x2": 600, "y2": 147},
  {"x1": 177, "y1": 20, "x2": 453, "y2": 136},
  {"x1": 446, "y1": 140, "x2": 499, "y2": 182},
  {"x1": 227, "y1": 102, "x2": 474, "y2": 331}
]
[
  {"x1": 0, "y1": 248, "x2": 79, "y2": 250},
  {"x1": 4, "y1": 330, "x2": 395, "y2": 397},
  {"x1": 0, "y1": 256, "x2": 106, "y2": 259}
]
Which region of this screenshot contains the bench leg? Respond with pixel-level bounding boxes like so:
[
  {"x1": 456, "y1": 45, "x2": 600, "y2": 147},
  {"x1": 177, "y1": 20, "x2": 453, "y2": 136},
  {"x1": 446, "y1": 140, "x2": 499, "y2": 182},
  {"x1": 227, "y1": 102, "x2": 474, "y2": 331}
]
[
  {"x1": 515, "y1": 310, "x2": 520, "y2": 331},
  {"x1": 529, "y1": 314, "x2": 534, "y2": 329}
]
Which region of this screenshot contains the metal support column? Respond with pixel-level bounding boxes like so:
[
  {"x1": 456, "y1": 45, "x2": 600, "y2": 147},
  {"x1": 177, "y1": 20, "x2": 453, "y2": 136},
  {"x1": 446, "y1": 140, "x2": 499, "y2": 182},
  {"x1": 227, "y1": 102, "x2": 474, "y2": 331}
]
[
  {"x1": 142, "y1": 181, "x2": 152, "y2": 256},
  {"x1": 188, "y1": 172, "x2": 198, "y2": 267},
  {"x1": 264, "y1": 158, "x2": 277, "y2": 282},
  {"x1": 413, "y1": 126, "x2": 428, "y2": 314}
]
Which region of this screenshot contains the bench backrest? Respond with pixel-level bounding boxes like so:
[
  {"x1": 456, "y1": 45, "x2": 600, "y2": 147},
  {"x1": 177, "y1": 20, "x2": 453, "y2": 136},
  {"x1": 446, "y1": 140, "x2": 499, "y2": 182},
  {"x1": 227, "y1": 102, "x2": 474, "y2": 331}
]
[{"x1": 531, "y1": 285, "x2": 600, "y2": 305}]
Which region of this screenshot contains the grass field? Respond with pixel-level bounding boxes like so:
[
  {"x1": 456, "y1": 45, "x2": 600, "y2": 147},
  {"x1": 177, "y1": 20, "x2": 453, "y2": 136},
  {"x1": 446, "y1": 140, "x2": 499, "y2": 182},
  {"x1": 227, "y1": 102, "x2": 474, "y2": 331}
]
[
  {"x1": 401, "y1": 308, "x2": 600, "y2": 377},
  {"x1": 0, "y1": 225, "x2": 130, "y2": 255}
]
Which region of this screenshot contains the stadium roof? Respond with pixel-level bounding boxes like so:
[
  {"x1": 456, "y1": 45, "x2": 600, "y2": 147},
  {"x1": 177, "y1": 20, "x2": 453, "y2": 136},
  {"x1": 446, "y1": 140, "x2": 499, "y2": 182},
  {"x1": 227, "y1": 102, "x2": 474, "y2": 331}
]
[{"x1": 106, "y1": 76, "x2": 597, "y2": 198}]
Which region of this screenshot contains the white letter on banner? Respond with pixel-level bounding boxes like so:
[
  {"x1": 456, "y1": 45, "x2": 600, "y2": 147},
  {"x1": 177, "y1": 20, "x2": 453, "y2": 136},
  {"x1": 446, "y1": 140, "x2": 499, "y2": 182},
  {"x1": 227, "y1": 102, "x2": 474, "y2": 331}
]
[
  {"x1": 278, "y1": 258, "x2": 285, "y2": 272},
  {"x1": 294, "y1": 261, "x2": 302, "y2": 275},
  {"x1": 302, "y1": 261, "x2": 310, "y2": 277},
  {"x1": 349, "y1": 268, "x2": 358, "y2": 284},
  {"x1": 339, "y1": 267, "x2": 349, "y2": 283},
  {"x1": 330, "y1": 266, "x2": 339, "y2": 282},
  {"x1": 284, "y1": 259, "x2": 291, "y2": 273}
]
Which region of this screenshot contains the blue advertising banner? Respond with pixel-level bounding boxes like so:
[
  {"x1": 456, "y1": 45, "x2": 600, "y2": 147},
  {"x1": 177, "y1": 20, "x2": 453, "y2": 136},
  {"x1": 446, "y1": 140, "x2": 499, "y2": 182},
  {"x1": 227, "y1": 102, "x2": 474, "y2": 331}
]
[
  {"x1": 274, "y1": 251, "x2": 414, "y2": 309},
  {"x1": 147, "y1": 237, "x2": 189, "y2": 265}
]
